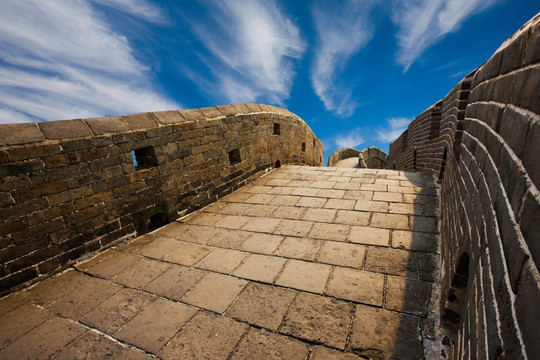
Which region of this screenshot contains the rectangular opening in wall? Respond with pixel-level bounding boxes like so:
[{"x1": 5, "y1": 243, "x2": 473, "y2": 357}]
[
  {"x1": 147, "y1": 212, "x2": 169, "y2": 232},
  {"x1": 132, "y1": 146, "x2": 158, "y2": 169},
  {"x1": 228, "y1": 149, "x2": 241, "y2": 165},
  {"x1": 313, "y1": 139, "x2": 316, "y2": 147},
  {"x1": 301, "y1": 142, "x2": 306, "y2": 152},
  {"x1": 273, "y1": 123, "x2": 280, "y2": 135}
]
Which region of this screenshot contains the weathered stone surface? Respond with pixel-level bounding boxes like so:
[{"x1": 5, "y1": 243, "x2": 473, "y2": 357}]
[
  {"x1": 274, "y1": 237, "x2": 322, "y2": 261},
  {"x1": 181, "y1": 272, "x2": 247, "y2": 313},
  {"x1": 143, "y1": 264, "x2": 206, "y2": 300},
  {"x1": 326, "y1": 267, "x2": 384, "y2": 306},
  {"x1": 317, "y1": 241, "x2": 366, "y2": 268},
  {"x1": 158, "y1": 312, "x2": 248, "y2": 360},
  {"x1": 225, "y1": 282, "x2": 296, "y2": 330},
  {"x1": 281, "y1": 292, "x2": 354, "y2": 349},
  {"x1": 230, "y1": 327, "x2": 309, "y2": 360},
  {"x1": 275, "y1": 259, "x2": 332, "y2": 293},
  {"x1": 232, "y1": 254, "x2": 287, "y2": 283},
  {"x1": 52, "y1": 330, "x2": 125, "y2": 360}
]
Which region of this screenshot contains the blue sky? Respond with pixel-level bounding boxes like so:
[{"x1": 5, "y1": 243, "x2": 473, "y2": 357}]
[{"x1": 0, "y1": 0, "x2": 538, "y2": 162}]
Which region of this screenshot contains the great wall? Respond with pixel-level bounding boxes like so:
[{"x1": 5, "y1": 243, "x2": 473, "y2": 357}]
[{"x1": 0, "y1": 12, "x2": 538, "y2": 360}]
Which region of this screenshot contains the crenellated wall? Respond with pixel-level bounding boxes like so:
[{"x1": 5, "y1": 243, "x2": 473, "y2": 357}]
[
  {"x1": 0, "y1": 103, "x2": 323, "y2": 293},
  {"x1": 388, "y1": 14, "x2": 540, "y2": 359}
]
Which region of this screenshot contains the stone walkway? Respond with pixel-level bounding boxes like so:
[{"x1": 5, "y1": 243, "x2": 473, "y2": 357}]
[{"x1": 0, "y1": 165, "x2": 440, "y2": 360}]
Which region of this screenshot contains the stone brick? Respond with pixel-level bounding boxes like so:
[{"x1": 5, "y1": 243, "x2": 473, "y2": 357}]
[
  {"x1": 85, "y1": 116, "x2": 129, "y2": 135},
  {"x1": 39, "y1": 119, "x2": 92, "y2": 139},
  {"x1": 281, "y1": 292, "x2": 354, "y2": 349},
  {"x1": 232, "y1": 254, "x2": 286, "y2": 283},
  {"x1": 349, "y1": 226, "x2": 390, "y2": 246},
  {"x1": 231, "y1": 327, "x2": 309, "y2": 360},
  {"x1": 275, "y1": 259, "x2": 332, "y2": 293},
  {"x1": 225, "y1": 282, "x2": 296, "y2": 330},
  {"x1": 158, "y1": 312, "x2": 247, "y2": 360},
  {"x1": 364, "y1": 247, "x2": 417, "y2": 278},
  {"x1": 327, "y1": 267, "x2": 385, "y2": 306},
  {"x1": 122, "y1": 112, "x2": 159, "y2": 130},
  {"x1": 164, "y1": 242, "x2": 212, "y2": 266},
  {"x1": 52, "y1": 330, "x2": 125, "y2": 360},
  {"x1": 0, "y1": 123, "x2": 44, "y2": 145},
  {"x1": 181, "y1": 272, "x2": 247, "y2": 313},
  {"x1": 115, "y1": 298, "x2": 196, "y2": 353},
  {"x1": 195, "y1": 248, "x2": 248, "y2": 273},
  {"x1": 274, "y1": 237, "x2": 322, "y2": 261},
  {"x1": 348, "y1": 305, "x2": 424, "y2": 359}
]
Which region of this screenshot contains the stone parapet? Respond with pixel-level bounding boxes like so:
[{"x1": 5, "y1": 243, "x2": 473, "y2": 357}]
[
  {"x1": 387, "y1": 13, "x2": 540, "y2": 359},
  {"x1": 0, "y1": 104, "x2": 323, "y2": 293}
]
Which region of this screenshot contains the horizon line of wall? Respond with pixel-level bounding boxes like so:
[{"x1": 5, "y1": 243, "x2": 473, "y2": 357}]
[
  {"x1": 387, "y1": 13, "x2": 539, "y2": 359},
  {"x1": 0, "y1": 103, "x2": 323, "y2": 294}
]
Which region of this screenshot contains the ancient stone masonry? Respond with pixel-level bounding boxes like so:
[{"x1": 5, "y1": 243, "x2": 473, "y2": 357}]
[
  {"x1": 387, "y1": 14, "x2": 540, "y2": 359},
  {"x1": 0, "y1": 104, "x2": 323, "y2": 293},
  {"x1": 328, "y1": 146, "x2": 388, "y2": 169}
]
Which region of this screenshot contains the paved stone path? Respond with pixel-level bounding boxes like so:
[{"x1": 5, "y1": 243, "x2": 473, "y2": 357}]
[{"x1": 0, "y1": 165, "x2": 440, "y2": 359}]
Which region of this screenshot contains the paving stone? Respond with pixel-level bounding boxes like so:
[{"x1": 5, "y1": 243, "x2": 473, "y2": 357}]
[
  {"x1": 301, "y1": 208, "x2": 337, "y2": 222},
  {"x1": 80, "y1": 288, "x2": 156, "y2": 334},
  {"x1": 163, "y1": 242, "x2": 212, "y2": 265},
  {"x1": 308, "y1": 223, "x2": 350, "y2": 241},
  {"x1": 182, "y1": 211, "x2": 225, "y2": 225},
  {"x1": 349, "y1": 226, "x2": 390, "y2": 246},
  {"x1": 242, "y1": 216, "x2": 282, "y2": 233},
  {"x1": 144, "y1": 264, "x2": 207, "y2": 300},
  {"x1": 52, "y1": 330, "x2": 125, "y2": 360},
  {"x1": 324, "y1": 199, "x2": 357, "y2": 210},
  {"x1": 224, "y1": 192, "x2": 252, "y2": 203},
  {"x1": 205, "y1": 228, "x2": 251, "y2": 249},
  {"x1": 274, "y1": 237, "x2": 323, "y2": 261},
  {"x1": 195, "y1": 248, "x2": 248, "y2": 273},
  {"x1": 232, "y1": 254, "x2": 287, "y2": 283},
  {"x1": 0, "y1": 303, "x2": 52, "y2": 350},
  {"x1": 23, "y1": 270, "x2": 89, "y2": 306},
  {"x1": 275, "y1": 260, "x2": 332, "y2": 293},
  {"x1": 231, "y1": 327, "x2": 309, "y2": 360},
  {"x1": 158, "y1": 311, "x2": 248, "y2": 360},
  {"x1": 175, "y1": 225, "x2": 219, "y2": 244},
  {"x1": 218, "y1": 203, "x2": 277, "y2": 217},
  {"x1": 348, "y1": 304, "x2": 424, "y2": 359},
  {"x1": 386, "y1": 275, "x2": 432, "y2": 316},
  {"x1": 360, "y1": 183, "x2": 387, "y2": 192},
  {"x1": 274, "y1": 219, "x2": 314, "y2": 237},
  {"x1": 0, "y1": 317, "x2": 86, "y2": 360},
  {"x1": 412, "y1": 216, "x2": 438, "y2": 233},
  {"x1": 326, "y1": 267, "x2": 384, "y2": 306},
  {"x1": 82, "y1": 250, "x2": 140, "y2": 279},
  {"x1": 281, "y1": 292, "x2": 354, "y2": 349},
  {"x1": 317, "y1": 189, "x2": 346, "y2": 198},
  {"x1": 225, "y1": 282, "x2": 296, "y2": 330},
  {"x1": 291, "y1": 187, "x2": 319, "y2": 196},
  {"x1": 47, "y1": 276, "x2": 122, "y2": 319},
  {"x1": 392, "y1": 230, "x2": 437, "y2": 253},
  {"x1": 116, "y1": 347, "x2": 154, "y2": 360},
  {"x1": 370, "y1": 213, "x2": 410, "y2": 230},
  {"x1": 317, "y1": 242, "x2": 366, "y2": 268},
  {"x1": 115, "y1": 298, "x2": 197, "y2": 353},
  {"x1": 246, "y1": 194, "x2": 276, "y2": 204},
  {"x1": 214, "y1": 215, "x2": 251, "y2": 229},
  {"x1": 333, "y1": 210, "x2": 371, "y2": 226},
  {"x1": 113, "y1": 257, "x2": 171, "y2": 289},
  {"x1": 0, "y1": 294, "x2": 24, "y2": 315},
  {"x1": 154, "y1": 222, "x2": 193, "y2": 239},
  {"x1": 372, "y1": 191, "x2": 403, "y2": 202},
  {"x1": 364, "y1": 247, "x2": 417, "y2": 278},
  {"x1": 239, "y1": 233, "x2": 284, "y2": 254},
  {"x1": 388, "y1": 202, "x2": 422, "y2": 215},
  {"x1": 296, "y1": 196, "x2": 327, "y2": 208},
  {"x1": 354, "y1": 199, "x2": 389, "y2": 212},
  {"x1": 267, "y1": 186, "x2": 295, "y2": 195},
  {"x1": 269, "y1": 195, "x2": 300, "y2": 206},
  {"x1": 310, "y1": 346, "x2": 365, "y2": 360},
  {"x1": 271, "y1": 206, "x2": 306, "y2": 219},
  {"x1": 181, "y1": 272, "x2": 248, "y2": 313},
  {"x1": 134, "y1": 237, "x2": 183, "y2": 259},
  {"x1": 342, "y1": 190, "x2": 373, "y2": 200}
]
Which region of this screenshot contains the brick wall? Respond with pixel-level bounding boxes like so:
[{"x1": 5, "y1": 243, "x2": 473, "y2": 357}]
[
  {"x1": 388, "y1": 14, "x2": 539, "y2": 359},
  {"x1": 0, "y1": 103, "x2": 323, "y2": 294},
  {"x1": 327, "y1": 147, "x2": 361, "y2": 167}
]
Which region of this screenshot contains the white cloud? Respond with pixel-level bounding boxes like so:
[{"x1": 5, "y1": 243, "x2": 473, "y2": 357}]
[
  {"x1": 188, "y1": 0, "x2": 305, "y2": 105},
  {"x1": 333, "y1": 129, "x2": 365, "y2": 149},
  {"x1": 311, "y1": 0, "x2": 379, "y2": 117},
  {"x1": 0, "y1": 0, "x2": 178, "y2": 124},
  {"x1": 376, "y1": 117, "x2": 413, "y2": 143},
  {"x1": 89, "y1": 0, "x2": 167, "y2": 23},
  {"x1": 392, "y1": 0, "x2": 501, "y2": 71}
]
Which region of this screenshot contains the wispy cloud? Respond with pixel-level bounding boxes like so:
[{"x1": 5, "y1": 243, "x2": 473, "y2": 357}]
[
  {"x1": 0, "y1": 0, "x2": 178, "y2": 124},
  {"x1": 311, "y1": 0, "x2": 379, "y2": 117},
  {"x1": 391, "y1": 0, "x2": 501, "y2": 71},
  {"x1": 333, "y1": 129, "x2": 365, "y2": 149},
  {"x1": 376, "y1": 117, "x2": 413, "y2": 143},
  {"x1": 188, "y1": 0, "x2": 305, "y2": 105}
]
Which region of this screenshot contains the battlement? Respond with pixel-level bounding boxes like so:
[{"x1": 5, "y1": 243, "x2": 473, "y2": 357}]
[
  {"x1": 0, "y1": 104, "x2": 323, "y2": 293},
  {"x1": 387, "y1": 13, "x2": 540, "y2": 359}
]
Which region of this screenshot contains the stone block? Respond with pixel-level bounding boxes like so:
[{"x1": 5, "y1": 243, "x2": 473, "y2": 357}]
[
  {"x1": 230, "y1": 327, "x2": 309, "y2": 360},
  {"x1": 158, "y1": 312, "x2": 248, "y2": 360},
  {"x1": 178, "y1": 109, "x2": 205, "y2": 122},
  {"x1": 195, "y1": 248, "x2": 248, "y2": 273},
  {"x1": 317, "y1": 242, "x2": 366, "y2": 268},
  {"x1": 275, "y1": 259, "x2": 332, "y2": 293},
  {"x1": 84, "y1": 116, "x2": 129, "y2": 135},
  {"x1": 153, "y1": 110, "x2": 185, "y2": 125},
  {"x1": 386, "y1": 275, "x2": 432, "y2": 316},
  {"x1": 274, "y1": 237, "x2": 322, "y2": 261},
  {"x1": 53, "y1": 330, "x2": 125, "y2": 359},
  {"x1": 181, "y1": 272, "x2": 247, "y2": 313},
  {"x1": 0, "y1": 123, "x2": 44, "y2": 145},
  {"x1": 364, "y1": 247, "x2": 417, "y2": 278},
  {"x1": 122, "y1": 112, "x2": 159, "y2": 130},
  {"x1": 349, "y1": 226, "x2": 390, "y2": 246},
  {"x1": 39, "y1": 119, "x2": 92, "y2": 139},
  {"x1": 326, "y1": 267, "x2": 384, "y2": 306},
  {"x1": 144, "y1": 264, "x2": 207, "y2": 300}
]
